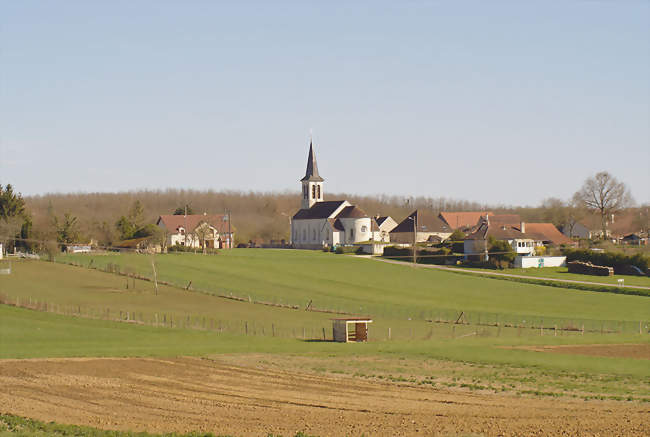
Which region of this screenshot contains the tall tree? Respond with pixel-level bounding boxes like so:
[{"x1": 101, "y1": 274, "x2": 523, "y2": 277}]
[
  {"x1": 573, "y1": 171, "x2": 633, "y2": 239},
  {"x1": 0, "y1": 184, "x2": 28, "y2": 251}
]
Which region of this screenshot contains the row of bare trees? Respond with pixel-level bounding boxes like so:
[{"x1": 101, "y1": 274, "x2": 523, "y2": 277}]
[{"x1": 10, "y1": 171, "x2": 646, "y2": 249}]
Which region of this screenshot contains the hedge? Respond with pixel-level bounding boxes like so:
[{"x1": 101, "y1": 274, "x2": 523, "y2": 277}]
[{"x1": 564, "y1": 249, "x2": 649, "y2": 275}]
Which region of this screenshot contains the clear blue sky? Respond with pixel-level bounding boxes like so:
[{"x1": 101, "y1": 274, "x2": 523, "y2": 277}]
[{"x1": 1, "y1": 1, "x2": 648, "y2": 205}]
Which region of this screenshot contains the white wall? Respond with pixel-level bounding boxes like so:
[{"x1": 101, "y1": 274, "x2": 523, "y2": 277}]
[
  {"x1": 514, "y1": 256, "x2": 567, "y2": 268},
  {"x1": 339, "y1": 217, "x2": 372, "y2": 244}
]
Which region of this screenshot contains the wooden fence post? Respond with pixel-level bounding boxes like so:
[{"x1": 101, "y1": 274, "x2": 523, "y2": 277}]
[{"x1": 388, "y1": 327, "x2": 391, "y2": 340}]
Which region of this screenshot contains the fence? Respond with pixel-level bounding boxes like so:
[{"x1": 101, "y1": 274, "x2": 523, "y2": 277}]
[
  {"x1": 2, "y1": 290, "x2": 647, "y2": 341},
  {"x1": 54, "y1": 258, "x2": 650, "y2": 338}
]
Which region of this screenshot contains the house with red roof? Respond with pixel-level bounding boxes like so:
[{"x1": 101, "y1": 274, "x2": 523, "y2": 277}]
[{"x1": 157, "y1": 213, "x2": 234, "y2": 250}]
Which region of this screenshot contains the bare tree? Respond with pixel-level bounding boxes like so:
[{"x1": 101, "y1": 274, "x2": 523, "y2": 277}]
[
  {"x1": 573, "y1": 171, "x2": 633, "y2": 239},
  {"x1": 194, "y1": 222, "x2": 214, "y2": 254}
]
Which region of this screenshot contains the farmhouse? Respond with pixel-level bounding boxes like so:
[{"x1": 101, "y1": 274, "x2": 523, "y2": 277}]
[
  {"x1": 464, "y1": 216, "x2": 540, "y2": 257},
  {"x1": 157, "y1": 213, "x2": 234, "y2": 249},
  {"x1": 390, "y1": 210, "x2": 453, "y2": 244},
  {"x1": 291, "y1": 142, "x2": 373, "y2": 249}
]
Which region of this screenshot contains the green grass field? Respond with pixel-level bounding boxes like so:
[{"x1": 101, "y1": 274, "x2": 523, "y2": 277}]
[
  {"x1": 58, "y1": 250, "x2": 650, "y2": 328},
  {"x1": 456, "y1": 265, "x2": 650, "y2": 288},
  {"x1": 1, "y1": 250, "x2": 649, "y2": 408}
]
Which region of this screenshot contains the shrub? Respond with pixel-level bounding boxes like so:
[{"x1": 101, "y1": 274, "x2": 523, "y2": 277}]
[
  {"x1": 334, "y1": 245, "x2": 361, "y2": 254},
  {"x1": 564, "y1": 248, "x2": 649, "y2": 275}
]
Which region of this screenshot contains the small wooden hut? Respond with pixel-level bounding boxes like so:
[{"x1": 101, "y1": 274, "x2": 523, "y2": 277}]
[{"x1": 332, "y1": 318, "x2": 373, "y2": 343}]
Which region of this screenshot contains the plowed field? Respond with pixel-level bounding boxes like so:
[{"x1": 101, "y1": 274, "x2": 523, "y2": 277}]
[{"x1": 1, "y1": 357, "x2": 648, "y2": 436}]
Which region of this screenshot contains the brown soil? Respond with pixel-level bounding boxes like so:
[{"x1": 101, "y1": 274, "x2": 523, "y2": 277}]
[
  {"x1": 1, "y1": 357, "x2": 648, "y2": 437},
  {"x1": 515, "y1": 343, "x2": 650, "y2": 359}
]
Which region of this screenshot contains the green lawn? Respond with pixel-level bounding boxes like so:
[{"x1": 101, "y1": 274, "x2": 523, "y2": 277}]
[
  {"x1": 57, "y1": 250, "x2": 650, "y2": 329},
  {"x1": 1, "y1": 304, "x2": 648, "y2": 381},
  {"x1": 488, "y1": 266, "x2": 650, "y2": 287}
]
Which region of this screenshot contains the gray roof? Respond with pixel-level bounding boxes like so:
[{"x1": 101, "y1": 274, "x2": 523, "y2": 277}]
[
  {"x1": 391, "y1": 210, "x2": 451, "y2": 234},
  {"x1": 336, "y1": 205, "x2": 368, "y2": 219},
  {"x1": 300, "y1": 141, "x2": 324, "y2": 182},
  {"x1": 292, "y1": 200, "x2": 346, "y2": 220}
]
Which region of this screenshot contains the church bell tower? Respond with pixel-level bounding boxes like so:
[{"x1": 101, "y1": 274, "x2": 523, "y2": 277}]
[{"x1": 300, "y1": 140, "x2": 324, "y2": 210}]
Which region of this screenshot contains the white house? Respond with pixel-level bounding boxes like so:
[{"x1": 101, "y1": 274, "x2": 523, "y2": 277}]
[
  {"x1": 371, "y1": 216, "x2": 397, "y2": 242},
  {"x1": 157, "y1": 214, "x2": 234, "y2": 249},
  {"x1": 291, "y1": 142, "x2": 373, "y2": 249}
]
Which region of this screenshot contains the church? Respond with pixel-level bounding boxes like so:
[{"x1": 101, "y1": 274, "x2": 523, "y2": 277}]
[{"x1": 291, "y1": 142, "x2": 372, "y2": 249}]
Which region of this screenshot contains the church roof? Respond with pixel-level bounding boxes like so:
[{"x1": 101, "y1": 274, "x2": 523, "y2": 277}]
[
  {"x1": 327, "y1": 218, "x2": 345, "y2": 231},
  {"x1": 336, "y1": 205, "x2": 368, "y2": 219},
  {"x1": 292, "y1": 200, "x2": 347, "y2": 220},
  {"x1": 300, "y1": 141, "x2": 324, "y2": 182}
]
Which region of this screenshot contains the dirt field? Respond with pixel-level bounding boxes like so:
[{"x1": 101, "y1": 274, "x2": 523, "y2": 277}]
[
  {"x1": 1, "y1": 357, "x2": 648, "y2": 437},
  {"x1": 515, "y1": 343, "x2": 650, "y2": 359}
]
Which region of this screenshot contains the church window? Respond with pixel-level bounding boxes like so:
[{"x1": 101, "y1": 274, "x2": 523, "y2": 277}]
[
  {"x1": 317, "y1": 185, "x2": 321, "y2": 199},
  {"x1": 303, "y1": 229, "x2": 306, "y2": 241},
  {"x1": 312, "y1": 229, "x2": 316, "y2": 240},
  {"x1": 361, "y1": 225, "x2": 367, "y2": 233},
  {"x1": 350, "y1": 228, "x2": 354, "y2": 239},
  {"x1": 312, "y1": 185, "x2": 316, "y2": 199}
]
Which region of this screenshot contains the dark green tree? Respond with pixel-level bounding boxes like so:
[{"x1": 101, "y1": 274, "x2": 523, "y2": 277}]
[
  {"x1": 173, "y1": 205, "x2": 194, "y2": 215},
  {"x1": 488, "y1": 237, "x2": 516, "y2": 268},
  {"x1": 54, "y1": 213, "x2": 81, "y2": 248},
  {"x1": 0, "y1": 184, "x2": 29, "y2": 251}
]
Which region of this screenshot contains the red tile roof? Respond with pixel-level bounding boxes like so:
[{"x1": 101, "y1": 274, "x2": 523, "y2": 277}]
[
  {"x1": 157, "y1": 214, "x2": 232, "y2": 234},
  {"x1": 439, "y1": 211, "x2": 491, "y2": 229},
  {"x1": 524, "y1": 223, "x2": 573, "y2": 245}
]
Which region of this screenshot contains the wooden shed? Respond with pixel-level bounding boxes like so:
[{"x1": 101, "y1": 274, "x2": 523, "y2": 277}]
[{"x1": 332, "y1": 318, "x2": 373, "y2": 343}]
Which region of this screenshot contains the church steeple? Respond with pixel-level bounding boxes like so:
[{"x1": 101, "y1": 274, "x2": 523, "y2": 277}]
[
  {"x1": 300, "y1": 140, "x2": 324, "y2": 209},
  {"x1": 301, "y1": 140, "x2": 324, "y2": 182}
]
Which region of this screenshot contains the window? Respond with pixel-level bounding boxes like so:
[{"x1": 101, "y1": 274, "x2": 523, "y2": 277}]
[
  {"x1": 303, "y1": 229, "x2": 306, "y2": 240},
  {"x1": 317, "y1": 185, "x2": 321, "y2": 199},
  {"x1": 361, "y1": 225, "x2": 367, "y2": 232},
  {"x1": 312, "y1": 229, "x2": 316, "y2": 240},
  {"x1": 303, "y1": 185, "x2": 307, "y2": 199},
  {"x1": 350, "y1": 228, "x2": 354, "y2": 239},
  {"x1": 312, "y1": 185, "x2": 316, "y2": 199}
]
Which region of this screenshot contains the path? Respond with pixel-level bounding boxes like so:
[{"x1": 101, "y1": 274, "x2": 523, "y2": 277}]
[{"x1": 361, "y1": 256, "x2": 650, "y2": 290}]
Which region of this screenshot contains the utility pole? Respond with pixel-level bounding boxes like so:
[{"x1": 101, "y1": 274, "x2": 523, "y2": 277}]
[
  {"x1": 411, "y1": 213, "x2": 417, "y2": 267},
  {"x1": 227, "y1": 210, "x2": 232, "y2": 249}
]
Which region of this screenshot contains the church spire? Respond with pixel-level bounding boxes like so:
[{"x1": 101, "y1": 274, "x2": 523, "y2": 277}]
[{"x1": 301, "y1": 140, "x2": 324, "y2": 182}]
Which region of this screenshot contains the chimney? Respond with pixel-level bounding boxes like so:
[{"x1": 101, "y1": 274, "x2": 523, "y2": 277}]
[{"x1": 520, "y1": 222, "x2": 526, "y2": 234}]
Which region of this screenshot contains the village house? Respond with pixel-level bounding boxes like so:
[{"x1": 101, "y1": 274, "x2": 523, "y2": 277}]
[
  {"x1": 558, "y1": 221, "x2": 592, "y2": 239},
  {"x1": 464, "y1": 216, "x2": 540, "y2": 258},
  {"x1": 438, "y1": 211, "x2": 491, "y2": 231},
  {"x1": 371, "y1": 216, "x2": 398, "y2": 242},
  {"x1": 156, "y1": 213, "x2": 234, "y2": 249},
  {"x1": 390, "y1": 210, "x2": 453, "y2": 244},
  {"x1": 291, "y1": 142, "x2": 373, "y2": 249},
  {"x1": 464, "y1": 216, "x2": 574, "y2": 258}
]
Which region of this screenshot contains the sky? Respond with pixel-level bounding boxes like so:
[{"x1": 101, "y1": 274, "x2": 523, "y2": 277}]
[{"x1": 1, "y1": 1, "x2": 648, "y2": 206}]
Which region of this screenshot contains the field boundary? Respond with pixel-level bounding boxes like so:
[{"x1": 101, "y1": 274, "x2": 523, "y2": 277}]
[{"x1": 371, "y1": 257, "x2": 650, "y2": 297}]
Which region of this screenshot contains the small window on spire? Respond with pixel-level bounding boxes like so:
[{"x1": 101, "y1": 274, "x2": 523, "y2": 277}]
[
  {"x1": 317, "y1": 185, "x2": 321, "y2": 199},
  {"x1": 312, "y1": 185, "x2": 316, "y2": 199}
]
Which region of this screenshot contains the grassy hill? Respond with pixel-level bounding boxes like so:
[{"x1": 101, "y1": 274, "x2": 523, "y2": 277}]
[{"x1": 57, "y1": 249, "x2": 650, "y2": 329}]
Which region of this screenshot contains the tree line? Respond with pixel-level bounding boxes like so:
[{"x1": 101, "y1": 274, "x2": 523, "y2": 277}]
[{"x1": 0, "y1": 171, "x2": 646, "y2": 252}]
